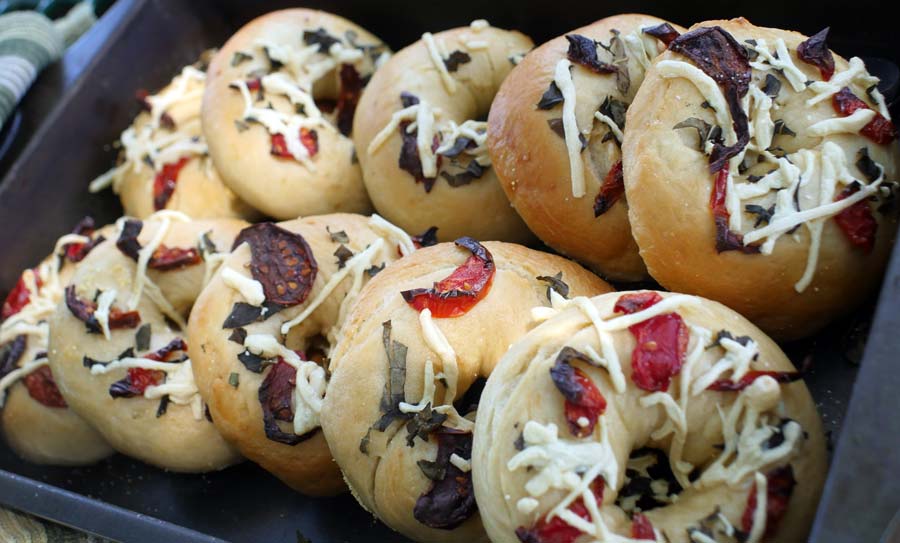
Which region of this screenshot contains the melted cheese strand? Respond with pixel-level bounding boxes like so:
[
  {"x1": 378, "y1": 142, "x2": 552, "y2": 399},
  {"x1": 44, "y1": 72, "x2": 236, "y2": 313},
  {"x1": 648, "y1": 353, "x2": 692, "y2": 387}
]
[
  {"x1": 398, "y1": 358, "x2": 436, "y2": 413},
  {"x1": 554, "y1": 59, "x2": 586, "y2": 198},
  {"x1": 746, "y1": 472, "x2": 769, "y2": 543},
  {"x1": 243, "y1": 334, "x2": 325, "y2": 436},
  {"x1": 221, "y1": 267, "x2": 265, "y2": 306},
  {"x1": 594, "y1": 111, "x2": 624, "y2": 143},
  {"x1": 126, "y1": 211, "x2": 191, "y2": 310},
  {"x1": 806, "y1": 57, "x2": 889, "y2": 119},
  {"x1": 419, "y1": 308, "x2": 459, "y2": 403},
  {"x1": 808, "y1": 109, "x2": 876, "y2": 137},
  {"x1": 280, "y1": 238, "x2": 385, "y2": 335},
  {"x1": 414, "y1": 99, "x2": 439, "y2": 178},
  {"x1": 422, "y1": 32, "x2": 457, "y2": 94},
  {"x1": 749, "y1": 38, "x2": 807, "y2": 92},
  {"x1": 368, "y1": 214, "x2": 416, "y2": 256},
  {"x1": 93, "y1": 290, "x2": 118, "y2": 340}
]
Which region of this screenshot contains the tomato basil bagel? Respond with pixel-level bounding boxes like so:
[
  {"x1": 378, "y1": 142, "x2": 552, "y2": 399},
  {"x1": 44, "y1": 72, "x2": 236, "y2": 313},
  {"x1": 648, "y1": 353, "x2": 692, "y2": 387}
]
[
  {"x1": 1, "y1": 219, "x2": 113, "y2": 465},
  {"x1": 353, "y1": 20, "x2": 535, "y2": 243},
  {"x1": 488, "y1": 15, "x2": 684, "y2": 281},
  {"x1": 48, "y1": 211, "x2": 246, "y2": 472},
  {"x1": 202, "y1": 9, "x2": 390, "y2": 219},
  {"x1": 473, "y1": 290, "x2": 827, "y2": 543},
  {"x1": 90, "y1": 61, "x2": 257, "y2": 220},
  {"x1": 321, "y1": 239, "x2": 613, "y2": 542},
  {"x1": 187, "y1": 213, "x2": 417, "y2": 495},
  {"x1": 622, "y1": 19, "x2": 900, "y2": 340}
]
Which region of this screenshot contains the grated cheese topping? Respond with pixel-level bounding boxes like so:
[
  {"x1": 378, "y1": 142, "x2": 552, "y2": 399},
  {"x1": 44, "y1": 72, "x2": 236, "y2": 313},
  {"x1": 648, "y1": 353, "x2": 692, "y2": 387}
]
[
  {"x1": 553, "y1": 59, "x2": 586, "y2": 198},
  {"x1": 221, "y1": 267, "x2": 265, "y2": 306},
  {"x1": 422, "y1": 32, "x2": 457, "y2": 94}
]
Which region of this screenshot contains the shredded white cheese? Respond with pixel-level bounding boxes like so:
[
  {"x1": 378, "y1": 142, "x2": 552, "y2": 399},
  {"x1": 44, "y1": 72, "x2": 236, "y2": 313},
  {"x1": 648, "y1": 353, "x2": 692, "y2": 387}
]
[
  {"x1": 553, "y1": 59, "x2": 586, "y2": 198},
  {"x1": 221, "y1": 267, "x2": 265, "y2": 306},
  {"x1": 808, "y1": 108, "x2": 877, "y2": 137},
  {"x1": 422, "y1": 32, "x2": 457, "y2": 94}
]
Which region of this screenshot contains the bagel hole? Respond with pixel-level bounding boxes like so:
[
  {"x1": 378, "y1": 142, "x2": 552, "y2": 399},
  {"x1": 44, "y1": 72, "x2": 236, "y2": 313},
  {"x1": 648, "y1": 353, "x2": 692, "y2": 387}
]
[
  {"x1": 452, "y1": 377, "x2": 486, "y2": 417},
  {"x1": 615, "y1": 448, "x2": 688, "y2": 515}
]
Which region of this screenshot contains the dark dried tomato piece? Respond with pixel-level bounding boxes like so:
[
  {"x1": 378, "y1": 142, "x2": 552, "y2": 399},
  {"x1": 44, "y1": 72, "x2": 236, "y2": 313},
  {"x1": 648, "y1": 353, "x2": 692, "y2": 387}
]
[
  {"x1": 593, "y1": 160, "x2": 625, "y2": 217},
  {"x1": 152, "y1": 157, "x2": 190, "y2": 211},
  {"x1": 63, "y1": 217, "x2": 102, "y2": 263},
  {"x1": 708, "y1": 370, "x2": 802, "y2": 391},
  {"x1": 116, "y1": 219, "x2": 144, "y2": 260},
  {"x1": 23, "y1": 365, "x2": 67, "y2": 408},
  {"x1": 336, "y1": 64, "x2": 364, "y2": 136},
  {"x1": 398, "y1": 120, "x2": 442, "y2": 192},
  {"x1": 412, "y1": 226, "x2": 439, "y2": 249},
  {"x1": 0, "y1": 335, "x2": 27, "y2": 379},
  {"x1": 834, "y1": 183, "x2": 878, "y2": 252},
  {"x1": 143, "y1": 338, "x2": 188, "y2": 362},
  {"x1": 233, "y1": 223, "x2": 318, "y2": 308},
  {"x1": 515, "y1": 478, "x2": 605, "y2": 543},
  {"x1": 797, "y1": 28, "x2": 835, "y2": 81},
  {"x1": 148, "y1": 245, "x2": 202, "y2": 270},
  {"x1": 742, "y1": 465, "x2": 796, "y2": 538},
  {"x1": 565, "y1": 34, "x2": 616, "y2": 74},
  {"x1": 550, "y1": 347, "x2": 606, "y2": 437},
  {"x1": 413, "y1": 428, "x2": 476, "y2": 530},
  {"x1": 643, "y1": 23, "x2": 680, "y2": 47},
  {"x1": 64, "y1": 285, "x2": 141, "y2": 334},
  {"x1": 246, "y1": 78, "x2": 261, "y2": 91},
  {"x1": 110, "y1": 367, "x2": 164, "y2": 398},
  {"x1": 402, "y1": 237, "x2": 494, "y2": 318},
  {"x1": 670, "y1": 27, "x2": 751, "y2": 172},
  {"x1": 613, "y1": 291, "x2": 662, "y2": 314},
  {"x1": 2, "y1": 269, "x2": 40, "y2": 320},
  {"x1": 259, "y1": 359, "x2": 316, "y2": 445},
  {"x1": 271, "y1": 128, "x2": 319, "y2": 159},
  {"x1": 631, "y1": 513, "x2": 656, "y2": 540},
  {"x1": 710, "y1": 165, "x2": 759, "y2": 254},
  {"x1": 832, "y1": 87, "x2": 897, "y2": 145},
  {"x1": 615, "y1": 292, "x2": 689, "y2": 392},
  {"x1": 303, "y1": 27, "x2": 341, "y2": 53}
]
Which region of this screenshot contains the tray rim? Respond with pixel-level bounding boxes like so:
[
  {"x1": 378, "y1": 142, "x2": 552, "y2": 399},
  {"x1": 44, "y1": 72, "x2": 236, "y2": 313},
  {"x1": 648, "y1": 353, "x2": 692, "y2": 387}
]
[{"x1": 1, "y1": 0, "x2": 898, "y2": 541}]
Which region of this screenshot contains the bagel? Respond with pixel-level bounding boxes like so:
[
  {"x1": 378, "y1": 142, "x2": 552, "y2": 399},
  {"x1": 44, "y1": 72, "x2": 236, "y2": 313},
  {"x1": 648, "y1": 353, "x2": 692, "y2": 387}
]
[
  {"x1": 1, "y1": 219, "x2": 113, "y2": 465},
  {"x1": 47, "y1": 211, "x2": 246, "y2": 472},
  {"x1": 473, "y1": 290, "x2": 826, "y2": 543},
  {"x1": 202, "y1": 9, "x2": 390, "y2": 219},
  {"x1": 488, "y1": 15, "x2": 684, "y2": 281},
  {"x1": 187, "y1": 213, "x2": 416, "y2": 495},
  {"x1": 321, "y1": 239, "x2": 613, "y2": 542},
  {"x1": 89, "y1": 61, "x2": 257, "y2": 220},
  {"x1": 622, "y1": 19, "x2": 900, "y2": 339},
  {"x1": 353, "y1": 20, "x2": 535, "y2": 243}
]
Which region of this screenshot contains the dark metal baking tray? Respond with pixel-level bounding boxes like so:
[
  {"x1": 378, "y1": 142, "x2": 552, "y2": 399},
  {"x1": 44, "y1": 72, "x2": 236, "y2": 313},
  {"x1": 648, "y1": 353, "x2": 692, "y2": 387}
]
[{"x1": 0, "y1": 0, "x2": 898, "y2": 541}]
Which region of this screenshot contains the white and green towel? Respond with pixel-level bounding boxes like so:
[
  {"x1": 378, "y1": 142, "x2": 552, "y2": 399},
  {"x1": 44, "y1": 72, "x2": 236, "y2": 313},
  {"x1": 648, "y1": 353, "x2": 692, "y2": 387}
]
[{"x1": 0, "y1": 3, "x2": 95, "y2": 126}]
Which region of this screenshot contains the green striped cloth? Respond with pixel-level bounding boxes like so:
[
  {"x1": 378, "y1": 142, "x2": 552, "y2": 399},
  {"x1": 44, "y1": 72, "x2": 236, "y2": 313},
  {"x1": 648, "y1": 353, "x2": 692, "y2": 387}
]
[
  {"x1": 0, "y1": 507, "x2": 110, "y2": 542},
  {"x1": 0, "y1": 3, "x2": 95, "y2": 126}
]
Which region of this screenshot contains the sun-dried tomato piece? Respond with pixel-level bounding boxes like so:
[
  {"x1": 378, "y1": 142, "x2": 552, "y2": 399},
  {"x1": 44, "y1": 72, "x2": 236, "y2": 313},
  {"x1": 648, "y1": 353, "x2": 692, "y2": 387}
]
[
  {"x1": 2, "y1": 269, "x2": 41, "y2": 320},
  {"x1": 834, "y1": 183, "x2": 878, "y2": 252},
  {"x1": 271, "y1": 128, "x2": 319, "y2": 159},
  {"x1": 565, "y1": 34, "x2": 616, "y2": 74},
  {"x1": 613, "y1": 291, "x2": 663, "y2": 314},
  {"x1": 593, "y1": 160, "x2": 625, "y2": 217},
  {"x1": 742, "y1": 465, "x2": 796, "y2": 538},
  {"x1": 63, "y1": 216, "x2": 103, "y2": 263},
  {"x1": 22, "y1": 365, "x2": 67, "y2": 408},
  {"x1": 110, "y1": 367, "x2": 165, "y2": 398},
  {"x1": 153, "y1": 157, "x2": 190, "y2": 210},
  {"x1": 143, "y1": 338, "x2": 188, "y2": 362},
  {"x1": 832, "y1": 87, "x2": 897, "y2": 145},
  {"x1": 246, "y1": 78, "x2": 261, "y2": 91},
  {"x1": 615, "y1": 292, "x2": 688, "y2": 392},
  {"x1": 259, "y1": 358, "x2": 316, "y2": 445},
  {"x1": 797, "y1": 28, "x2": 835, "y2": 80},
  {"x1": 550, "y1": 347, "x2": 607, "y2": 438},
  {"x1": 413, "y1": 428, "x2": 477, "y2": 529},
  {"x1": 708, "y1": 370, "x2": 802, "y2": 391},
  {"x1": 148, "y1": 245, "x2": 202, "y2": 270},
  {"x1": 336, "y1": 64, "x2": 363, "y2": 136},
  {"x1": 631, "y1": 513, "x2": 656, "y2": 540},
  {"x1": 64, "y1": 285, "x2": 141, "y2": 334},
  {"x1": 670, "y1": 27, "x2": 751, "y2": 172},
  {"x1": 710, "y1": 165, "x2": 759, "y2": 254},
  {"x1": 232, "y1": 223, "x2": 318, "y2": 308},
  {"x1": 643, "y1": 23, "x2": 680, "y2": 47},
  {"x1": 402, "y1": 237, "x2": 494, "y2": 318},
  {"x1": 515, "y1": 478, "x2": 605, "y2": 543}
]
